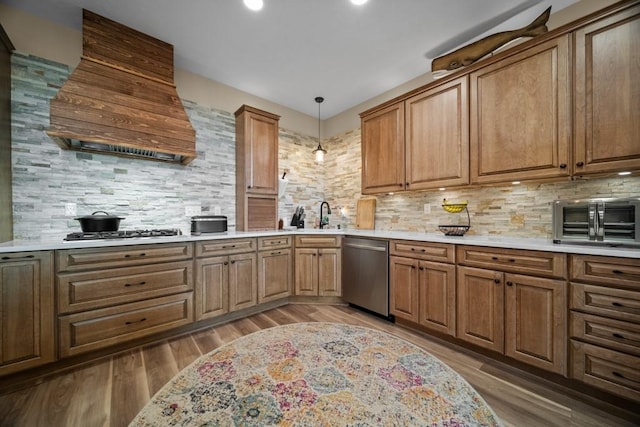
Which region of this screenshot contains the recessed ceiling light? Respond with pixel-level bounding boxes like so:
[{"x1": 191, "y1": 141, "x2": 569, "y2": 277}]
[
  {"x1": 439, "y1": 187, "x2": 446, "y2": 191},
  {"x1": 351, "y1": 0, "x2": 369, "y2": 5},
  {"x1": 243, "y1": 0, "x2": 263, "y2": 11},
  {"x1": 512, "y1": 181, "x2": 520, "y2": 185},
  {"x1": 618, "y1": 171, "x2": 631, "y2": 176}
]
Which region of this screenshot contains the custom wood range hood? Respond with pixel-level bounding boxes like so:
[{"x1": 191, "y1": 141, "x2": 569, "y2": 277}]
[{"x1": 47, "y1": 10, "x2": 196, "y2": 164}]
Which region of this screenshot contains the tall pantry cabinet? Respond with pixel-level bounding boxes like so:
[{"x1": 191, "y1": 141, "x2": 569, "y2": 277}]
[{"x1": 235, "y1": 105, "x2": 280, "y2": 231}]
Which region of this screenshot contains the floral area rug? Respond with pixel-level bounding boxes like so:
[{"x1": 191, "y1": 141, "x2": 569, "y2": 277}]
[{"x1": 129, "y1": 322, "x2": 502, "y2": 426}]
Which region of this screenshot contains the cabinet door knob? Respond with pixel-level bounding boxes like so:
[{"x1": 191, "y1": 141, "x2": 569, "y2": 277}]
[
  {"x1": 576, "y1": 161, "x2": 584, "y2": 167},
  {"x1": 419, "y1": 267, "x2": 424, "y2": 271},
  {"x1": 559, "y1": 163, "x2": 567, "y2": 169},
  {"x1": 506, "y1": 281, "x2": 513, "y2": 286},
  {"x1": 494, "y1": 278, "x2": 500, "y2": 284}
]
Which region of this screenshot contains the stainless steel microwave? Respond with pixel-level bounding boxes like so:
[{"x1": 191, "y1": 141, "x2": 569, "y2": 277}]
[{"x1": 553, "y1": 198, "x2": 640, "y2": 247}]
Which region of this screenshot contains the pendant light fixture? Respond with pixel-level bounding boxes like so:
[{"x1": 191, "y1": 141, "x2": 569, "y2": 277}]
[{"x1": 312, "y1": 96, "x2": 327, "y2": 162}]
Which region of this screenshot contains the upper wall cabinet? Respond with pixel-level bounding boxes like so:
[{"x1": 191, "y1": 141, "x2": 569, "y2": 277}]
[
  {"x1": 573, "y1": 3, "x2": 640, "y2": 176},
  {"x1": 361, "y1": 76, "x2": 469, "y2": 194},
  {"x1": 359, "y1": 2, "x2": 640, "y2": 194},
  {"x1": 406, "y1": 76, "x2": 469, "y2": 190},
  {"x1": 361, "y1": 103, "x2": 405, "y2": 194},
  {"x1": 470, "y1": 36, "x2": 571, "y2": 184}
]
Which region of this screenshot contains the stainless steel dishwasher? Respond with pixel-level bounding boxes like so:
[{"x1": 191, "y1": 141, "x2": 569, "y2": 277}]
[{"x1": 342, "y1": 237, "x2": 390, "y2": 318}]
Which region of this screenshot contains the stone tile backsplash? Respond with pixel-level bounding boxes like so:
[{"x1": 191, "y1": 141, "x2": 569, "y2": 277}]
[
  {"x1": 10, "y1": 53, "x2": 322, "y2": 240},
  {"x1": 9, "y1": 53, "x2": 640, "y2": 241}
]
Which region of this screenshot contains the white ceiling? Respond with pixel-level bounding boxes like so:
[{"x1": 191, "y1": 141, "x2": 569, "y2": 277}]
[{"x1": 2, "y1": 0, "x2": 579, "y2": 119}]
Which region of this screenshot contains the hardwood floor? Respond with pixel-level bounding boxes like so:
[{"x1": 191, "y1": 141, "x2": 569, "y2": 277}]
[{"x1": 0, "y1": 304, "x2": 637, "y2": 427}]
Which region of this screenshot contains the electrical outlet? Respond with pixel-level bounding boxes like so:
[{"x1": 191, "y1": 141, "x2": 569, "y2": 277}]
[
  {"x1": 213, "y1": 206, "x2": 221, "y2": 215},
  {"x1": 185, "y1": 205, "x2": 201, "y2": 217},
  {"x1": 65, "y1": 203, "x2": 77, "y2": 216},
  {"x1": 423, "y1": 204, "x2": 431, "y2": 214}
]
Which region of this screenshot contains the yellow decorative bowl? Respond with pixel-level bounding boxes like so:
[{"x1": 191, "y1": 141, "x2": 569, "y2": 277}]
[{"x1": 442, "y1": 199, "x2": 468, "y2": 213}]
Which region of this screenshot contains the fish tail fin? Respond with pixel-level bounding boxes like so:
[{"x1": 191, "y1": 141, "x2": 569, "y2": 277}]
[{"x1": 522, "y1": 6, "x2": 551, "y2": 37}]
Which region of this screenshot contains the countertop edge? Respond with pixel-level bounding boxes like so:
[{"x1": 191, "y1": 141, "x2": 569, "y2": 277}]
[{"x1": 1, "y1": 229, "x2": 638, "y2": 258}]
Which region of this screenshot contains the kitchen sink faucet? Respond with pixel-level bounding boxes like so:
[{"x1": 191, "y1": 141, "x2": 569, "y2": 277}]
[{"x1": 319, "y1": 201, "x2": 332, "y2": 229}]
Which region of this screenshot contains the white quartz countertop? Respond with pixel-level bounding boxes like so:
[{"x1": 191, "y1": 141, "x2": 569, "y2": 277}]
[{"x1": 1, "y1": 228, "x2": 639, "y2": 258}]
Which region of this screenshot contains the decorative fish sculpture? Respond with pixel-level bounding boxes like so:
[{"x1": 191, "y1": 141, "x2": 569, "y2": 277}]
[{"x1": 431, "y1": 6, "x2": 551, "y2": 72}]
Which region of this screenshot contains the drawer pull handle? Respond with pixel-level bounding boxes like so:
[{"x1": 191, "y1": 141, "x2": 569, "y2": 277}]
[
  {"x1": 411, "y1": 248, "x2": 415, "y2": 251},
  {"x1": 125, "y1": 317, "x2": 147, "y2": 325},
  {"x1": 612, "y1": 270, "x2": 626, "y2": 275},
  {"x1": 271, "y1": 251, "x2": 282, "y2": 255},
  {"x1": 508, "y1": 259, "x2": 515, "y2": 263},
  {"x1": 420, "y1": 249, "x2": 426, "y2": 252},
  {"x1": 492, "y1": 257, "x2": 498, "y2": 260},
  {"x1": 1, "y1": 255, "x2": 35, "y2": 260},
  {"x1": 612, "y1": 302, "x2": 624, "y2": 307},
  {"x1": 222, "y1": 245, "x2": 237, "y2": 249},
  {"x1": 125, "y1": 281, "x2": 146, "y2": 287},
  {"x1": 124, "y1": 253, "x2": 146, "y2": 258},
  {"x1": 612, "y1": 333, "x2": 625, "y2": 339}
]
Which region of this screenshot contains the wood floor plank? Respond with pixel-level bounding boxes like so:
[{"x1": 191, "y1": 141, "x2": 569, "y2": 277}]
[
  {"x1": 167, "y1": 335, "x2": 202, "y2": 371},
  {"x1": 142, "y1": 342, "x2": 179, "y2": 396},
  {"x1": 0, "y1": 303, "x2": 637, "y2": 426},
  {"x1": 110, "y1": 350, "x2": 150, "y2": 427}
]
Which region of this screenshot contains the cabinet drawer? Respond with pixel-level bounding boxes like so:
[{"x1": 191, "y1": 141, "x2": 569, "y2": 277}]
[
  {"x1": 571, "y1": 255, "x2": 640, "y2": 290},
  {"x1": 456, "y1": 246, "x2": 567, "y2": 278},
  {"x1": 59, "y1": 292, "x2": 193, "y2": 357},
  {"x1": 57, "y1": 261, "x2": 193, "y2": 314},
  {"x1": 571, "y1": 340, "x2": 640, "y2": 401},
  {"x1": 295, "y1": 235, "x2": 341, "y2": 248},
  {"x1": 196, "y1": 238, "x2": 256, "y2": 257},
  {"x1": 57, "y1": 243, "x2": 193, "y2": 272},
  {"x1": 571, "y1": 283, "x2": 640, "y2": 323},
  {"x1": 390, "y1": 240, "x2": 454, "y2": 263},
  {"x1": 258, "y1": 235, "x2": 292, "y2": 250},
  {"x1": 571, "y1": 312, "x2": 640, "y2": 356}
]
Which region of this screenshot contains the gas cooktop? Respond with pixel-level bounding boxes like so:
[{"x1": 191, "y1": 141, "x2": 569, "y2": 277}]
[{"x1": 64, "y1": 229, "x2": 182, "y2": 241}]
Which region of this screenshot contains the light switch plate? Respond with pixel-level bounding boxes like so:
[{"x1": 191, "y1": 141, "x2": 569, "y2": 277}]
[
  {"x1": 213, "y1": 206, "x2": 221, "y2": 215},
  {"x1": 423, "y1": 204, "x2": 431, "y2": 214}
]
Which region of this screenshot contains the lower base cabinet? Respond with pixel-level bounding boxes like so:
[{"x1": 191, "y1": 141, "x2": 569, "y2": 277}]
[
  {"x1": 0, "y1": 251, "x2": 55, "y2": 376},
  {"x1": 58, "y1": 292, "x2": 193, "y2": 358},
  {"x1": 294, "y1": 235, "x2": 342, "y2": 297},
  {"x1": 195, "y1": 252, "x2": 257, "y2": 320},
  {"x1": 258, "y1": 248, "x2": 292, "y2": 303},
  {"x1": 457, "y1": 266, "x2": 567, "y2": 375}
]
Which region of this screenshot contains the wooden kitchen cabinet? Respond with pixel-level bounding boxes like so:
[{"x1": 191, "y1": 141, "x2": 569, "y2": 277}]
[
  {"x1": 405, "y1": 76, "x2": 469, "y2": 190},
  {"x1": 361, "y1": 76, "x2": 469, "y2": 194},
  {"x1": 457, "y1": 266, "x2": 504, "y2": 353},
  {"x1": 569, "y1": 254, "x2": 640, "y2": 400},
  {"x1": 389, "y1": 256, "x2": 419, "y2": 323},
  {"x1": 257, "y1": 236, "x2": 292, "y2": 304},
  {"x1": 470, "y1": 35, "x2": 571, "y2": 184},
  {"x1": 0, "y1": 251, "x2": 55, "y2": 376},
  {"x1": 56, "y1": 243, "x2": 195, "y2": 357},
  {"x1": 195, "y1": 237, "x2": 257, "y2": 318},
  {"x1": 390, "y1": 240, "x2": 456, "y2": 334},
  {"x1": 504, "y1": 273, "x2": 566, "y2": 375},
  {"x1": 573, "y1": 3, "x2": 640, "y2": 176},
  {"x1": 361, "y1": 102, "x2": 405, "y2": 194},
  {"x1": 457, "y1": 248, "x2": 567, "y2": 375},
  {"x1": 294, "y1": 235, "x2": 341, "y2": 297},
  {"x1": 235, "y1": 105, "x2": 280, "y2": 231}
]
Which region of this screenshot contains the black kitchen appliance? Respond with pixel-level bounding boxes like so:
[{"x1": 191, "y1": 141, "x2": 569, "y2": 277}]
[
  {"x1": 64, "y1": 229, "x2": 181, "y2": 241},
  {"x1": 191, "y1": 215, "x2": 227, "y2": 234},
  {"x1": 553, "y1": 198, "x2": 640, "y2": 247}
]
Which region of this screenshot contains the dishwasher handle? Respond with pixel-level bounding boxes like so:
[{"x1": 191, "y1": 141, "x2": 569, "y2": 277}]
[{"x1": 344, "y1": 242, "x2": 387, "y2": 252}]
